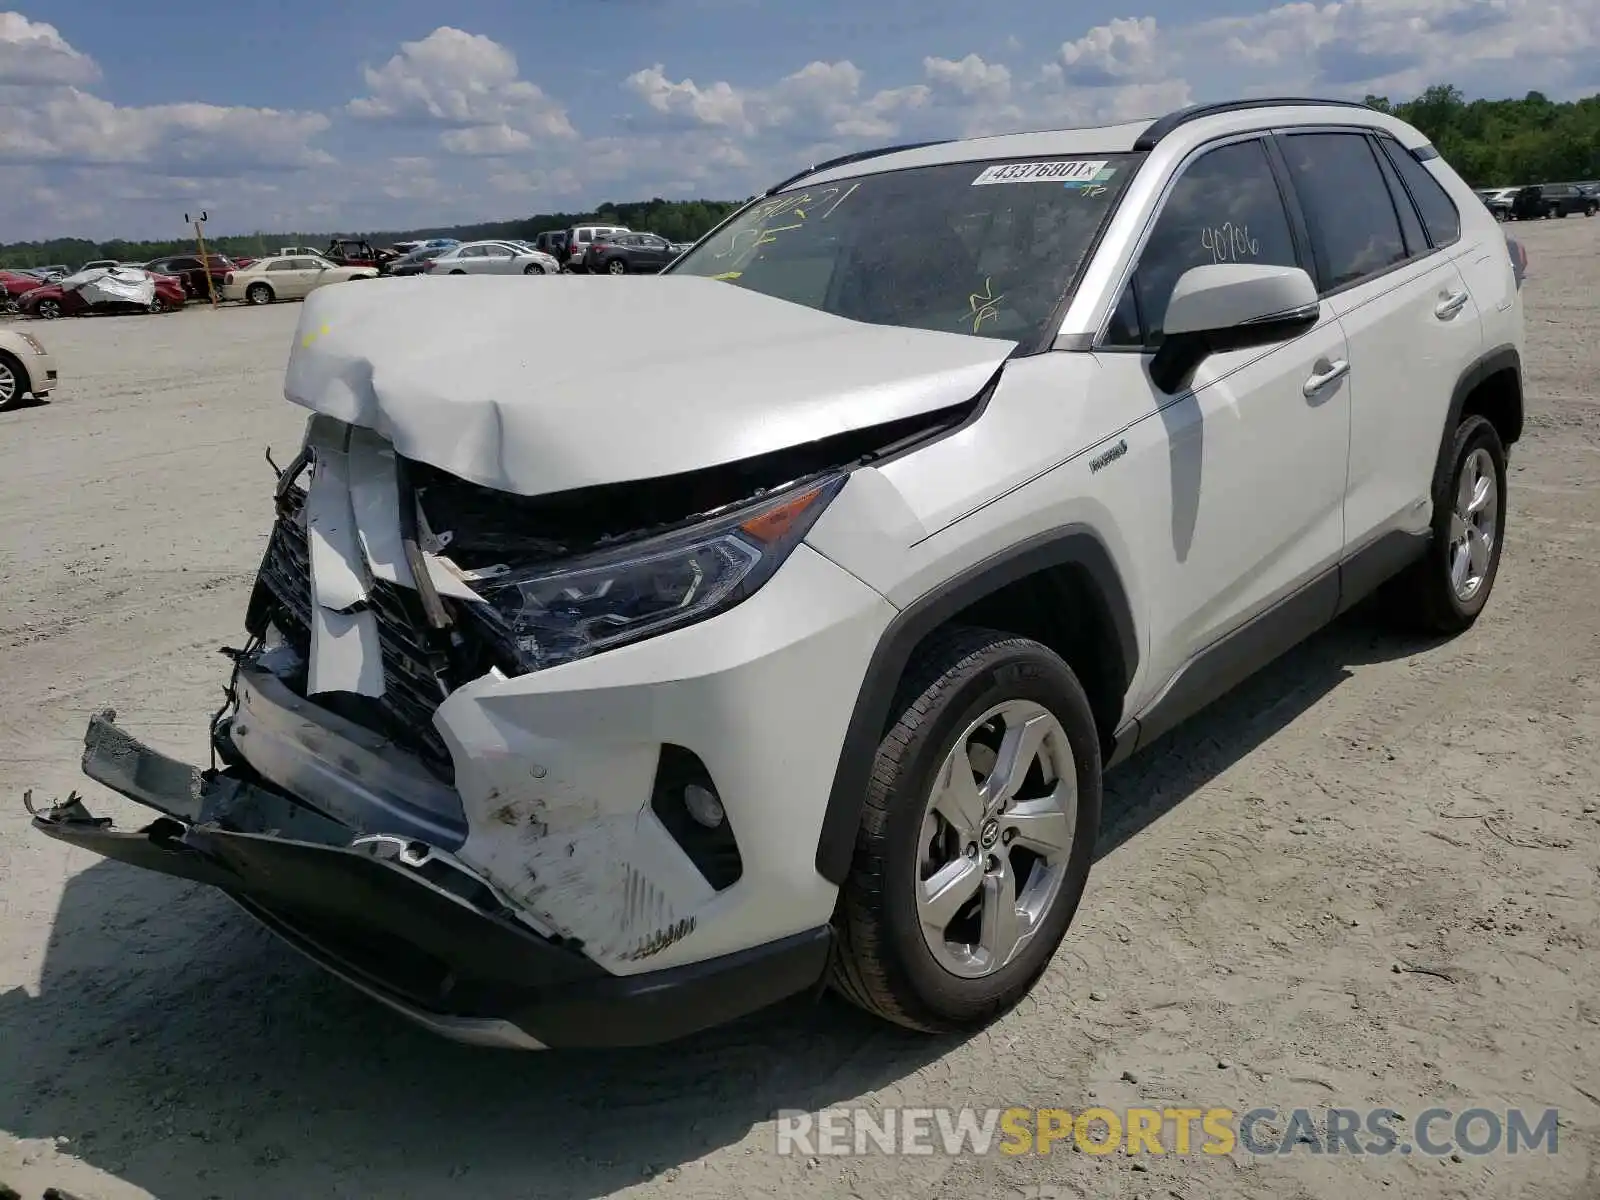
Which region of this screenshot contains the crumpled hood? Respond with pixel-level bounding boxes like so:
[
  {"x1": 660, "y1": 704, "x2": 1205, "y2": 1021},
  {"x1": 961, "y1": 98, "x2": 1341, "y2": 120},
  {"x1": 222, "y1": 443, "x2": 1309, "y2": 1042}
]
[{"x1": 283, "y1": 274, "x2": 1015, "y2": 496}]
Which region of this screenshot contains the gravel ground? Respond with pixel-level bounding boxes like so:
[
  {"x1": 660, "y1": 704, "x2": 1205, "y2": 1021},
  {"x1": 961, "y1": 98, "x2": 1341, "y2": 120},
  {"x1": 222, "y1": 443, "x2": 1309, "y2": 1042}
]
[{"x1": 2, "y1": 221, "x2": 1598, "y2": 1200}]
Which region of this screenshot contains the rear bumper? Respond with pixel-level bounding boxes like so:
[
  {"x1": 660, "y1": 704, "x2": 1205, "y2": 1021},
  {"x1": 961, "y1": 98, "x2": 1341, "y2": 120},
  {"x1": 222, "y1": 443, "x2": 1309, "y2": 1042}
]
[{"x1": 26, "y1": 712, "x2": 832, "y2": 1049}]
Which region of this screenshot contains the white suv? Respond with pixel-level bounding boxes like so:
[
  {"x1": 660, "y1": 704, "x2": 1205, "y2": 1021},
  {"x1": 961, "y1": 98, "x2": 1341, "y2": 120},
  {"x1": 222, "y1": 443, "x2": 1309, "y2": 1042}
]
[{"x1": 32, "y1": 98, "x2": 1523, "y2": 1049}]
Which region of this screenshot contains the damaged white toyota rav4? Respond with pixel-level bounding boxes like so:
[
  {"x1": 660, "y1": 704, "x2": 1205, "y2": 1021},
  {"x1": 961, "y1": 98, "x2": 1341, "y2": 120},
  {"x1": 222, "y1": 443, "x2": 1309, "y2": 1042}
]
[{"x1": 31, "y1": 98, "x2": 1524, "y2": 1049}]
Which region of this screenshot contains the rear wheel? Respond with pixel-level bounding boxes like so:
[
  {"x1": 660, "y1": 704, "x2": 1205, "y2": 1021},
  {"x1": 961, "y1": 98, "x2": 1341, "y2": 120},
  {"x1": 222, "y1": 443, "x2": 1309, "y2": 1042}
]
[
  {"x1": 449, "y1": 269, "x2": 466, "y2": 275},
  {"x1": 1587, "y1": 203, "x2": 1597, "y2": 217},
  {"x1": 246, "y1": 283, "x2": 273, "y2": 305},
  {"x1": 0, "y1": 350, "x2": 26, "y2": 409},
  {"x1": 828, "y1": 628, "x2": 1102, "y2": 1034},
  {"x1": 606, "y1": 258, "x2": 627, "y2": 276},
  {"x1": 1381, "y1": 414, "x2": 1507, "y2": 635}
]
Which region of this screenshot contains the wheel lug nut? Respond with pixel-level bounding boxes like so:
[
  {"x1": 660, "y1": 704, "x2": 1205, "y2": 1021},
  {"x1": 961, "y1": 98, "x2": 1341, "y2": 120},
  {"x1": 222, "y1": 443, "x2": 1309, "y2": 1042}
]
[
  {"x1": 1002, "y1": 829, "x2": 1014, "y2": 843},
  {"x1": 965, "y1": 843, "x2": 978, "y2": 858}
]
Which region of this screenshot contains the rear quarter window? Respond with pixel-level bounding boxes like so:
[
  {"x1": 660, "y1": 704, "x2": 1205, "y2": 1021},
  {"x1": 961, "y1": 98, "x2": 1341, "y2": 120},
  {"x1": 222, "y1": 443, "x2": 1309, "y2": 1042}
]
[{"x1": 1380, "y1": 139, "x2": 1461, "y2": 248}]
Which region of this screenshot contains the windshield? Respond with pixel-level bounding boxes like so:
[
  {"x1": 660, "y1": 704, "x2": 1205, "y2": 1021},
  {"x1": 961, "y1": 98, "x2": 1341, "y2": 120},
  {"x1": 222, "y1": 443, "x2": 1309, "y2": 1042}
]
[{"x1": 670, "y1": 153, "x2": 1141, "y2": 343}]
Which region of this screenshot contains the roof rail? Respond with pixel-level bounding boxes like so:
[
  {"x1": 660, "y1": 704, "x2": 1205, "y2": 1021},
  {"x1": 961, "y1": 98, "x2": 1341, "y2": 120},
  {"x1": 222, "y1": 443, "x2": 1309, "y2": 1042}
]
[
  {"x1": 765, "y1": 139, "x2": 953, "y2": 196},
  {"x1": 1133, "y1": 97, "x2": 1378, "y2": 151}
]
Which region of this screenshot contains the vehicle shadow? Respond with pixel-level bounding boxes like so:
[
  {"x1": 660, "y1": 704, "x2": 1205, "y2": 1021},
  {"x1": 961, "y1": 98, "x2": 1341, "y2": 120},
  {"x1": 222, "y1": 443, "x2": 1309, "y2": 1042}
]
[{"x1": 0, "y1": 600, "x2": 1438, "y2": 1200}]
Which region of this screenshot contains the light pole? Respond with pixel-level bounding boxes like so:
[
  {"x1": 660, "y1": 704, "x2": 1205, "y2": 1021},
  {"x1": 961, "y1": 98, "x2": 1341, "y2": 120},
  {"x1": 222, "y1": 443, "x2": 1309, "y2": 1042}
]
[{"x1": 185, "y1": 210, "x2": 219, "y2": 309}]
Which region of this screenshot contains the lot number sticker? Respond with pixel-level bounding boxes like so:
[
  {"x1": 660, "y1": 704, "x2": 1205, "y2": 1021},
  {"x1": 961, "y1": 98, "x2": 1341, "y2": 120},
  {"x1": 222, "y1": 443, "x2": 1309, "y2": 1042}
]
[{"x1": 971, "y1": 160, "x2": 1115, "y2": 186}]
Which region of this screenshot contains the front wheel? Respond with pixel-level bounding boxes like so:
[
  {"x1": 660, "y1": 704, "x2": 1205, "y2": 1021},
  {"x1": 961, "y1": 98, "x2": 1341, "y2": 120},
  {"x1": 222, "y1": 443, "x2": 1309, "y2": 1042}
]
[
  {"x1": 523, "y1": 263, "x2": 546, "y2": 275},
  {"x1": 828, "y1": 628, "x2": 1102, "y2": 1034},
  {"x1": 1381, "y1": 414, "x2": 1507, "y2": 635},
  {"x1": 449, "y1": 269, "x2": 467, "y2": 275},
  {"x1": 1587, "y1": 204, "x2": 1597, "y2": 217},
  {"x1": 0, "y1": 351, "x2": 25, "y2": 410},
  {"x1": 36, "y1": 299, "x2": 62, "y2": 320}
]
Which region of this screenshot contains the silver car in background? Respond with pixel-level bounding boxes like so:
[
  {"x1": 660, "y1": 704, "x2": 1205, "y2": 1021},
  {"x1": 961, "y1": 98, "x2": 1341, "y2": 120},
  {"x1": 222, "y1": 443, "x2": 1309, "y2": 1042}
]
[{"x1": 429, "y1": 240, "x2": 560, "y2": 276}]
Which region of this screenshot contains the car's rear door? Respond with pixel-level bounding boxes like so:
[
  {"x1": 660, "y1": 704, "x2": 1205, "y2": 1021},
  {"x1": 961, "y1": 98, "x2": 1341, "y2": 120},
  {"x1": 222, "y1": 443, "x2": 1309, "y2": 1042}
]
[{"x1": 1274, "y1": 128, "x2": 1483, "y2": 571}]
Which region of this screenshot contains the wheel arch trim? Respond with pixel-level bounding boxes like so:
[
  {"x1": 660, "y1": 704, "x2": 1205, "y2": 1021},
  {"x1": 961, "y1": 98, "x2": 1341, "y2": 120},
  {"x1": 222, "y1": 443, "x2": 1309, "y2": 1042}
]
[
  {"x1": 1433, "y1": 343, "x2": 1521, "y2": 498},
  {"x1": 813, "y1": 524, "x2": 1138, "y2": 885}
]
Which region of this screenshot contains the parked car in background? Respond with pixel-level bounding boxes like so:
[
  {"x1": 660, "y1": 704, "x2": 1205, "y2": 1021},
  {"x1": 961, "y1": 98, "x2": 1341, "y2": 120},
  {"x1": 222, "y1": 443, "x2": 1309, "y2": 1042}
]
[
  {"x1": 20, "y1": 271, "x2": 184, "y2": 319},
  {"x1": 19, "y1": 267, "x2": 65, "y2": 284},
  {"x1": 426, "y1": 240, "x2": 560, "y2": 275},
  {"x1": 533, "y1": 230, "x2": 569, "y2": 259},
  {"x1": 1509, "y1": 183, "x2": 1596, "y2": 219},
  {"x1": 1477, "y1": 187, "x2": 1516, "y2": 220},
  {"x1": 560, "y1": 224, "x2": 630, "y2": 272},
  {"x1": 387, "y1": 246, "x2": 450, "y2": 276},
  {"x1": 0, "y1": 326, "x2": 55, "y2": 409},
  {"x1": 323, "y1": 239, "x2": 397, "y2": 270},
  {"x1": 221, "y1": 255, "x2": 379, "y2": 305},
  {"x1": 0, "y1": 270, "x2": 45, "y2": 311},
  {"x1": 278, "y1": 246, "x2": 322, "y2": 258},
  {"x1": 144, "y1": 253, "x2": 233, "y2": 300},
  {"x1": 80, "y1": 259, "x2": 123, "y2": 272},
  {"x1": 582, "y1": 231, "x2": 682, "y2": 275}
]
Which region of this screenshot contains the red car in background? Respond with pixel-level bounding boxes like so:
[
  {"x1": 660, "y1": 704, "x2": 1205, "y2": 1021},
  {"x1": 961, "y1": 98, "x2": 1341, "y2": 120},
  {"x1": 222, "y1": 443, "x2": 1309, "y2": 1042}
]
[
  {"x1": 18, "y1": 273, "x2": 186, "y2": 319},
  {"x1": 0, "y1": 270, "x2": 44, "y2": 312}
]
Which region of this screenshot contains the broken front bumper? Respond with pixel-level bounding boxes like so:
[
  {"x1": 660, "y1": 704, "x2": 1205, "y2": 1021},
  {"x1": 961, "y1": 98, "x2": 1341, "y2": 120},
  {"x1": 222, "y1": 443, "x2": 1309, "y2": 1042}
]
[{"x1": 26, "y1": 712, "x2": 831, "y2": 1049}]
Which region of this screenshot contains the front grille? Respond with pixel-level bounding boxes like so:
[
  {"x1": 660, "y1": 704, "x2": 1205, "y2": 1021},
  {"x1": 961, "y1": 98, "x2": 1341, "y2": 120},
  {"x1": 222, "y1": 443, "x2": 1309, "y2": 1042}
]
[{"x1": 254, "y1": 485, "x2": 493, "y2": 782}]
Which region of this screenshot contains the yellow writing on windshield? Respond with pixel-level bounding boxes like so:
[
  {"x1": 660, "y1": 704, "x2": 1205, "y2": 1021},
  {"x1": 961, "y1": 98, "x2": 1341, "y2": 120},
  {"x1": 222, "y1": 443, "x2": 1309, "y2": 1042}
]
[{"x1": 969, "y1": 278, "x2": 1003, "y2": 333}]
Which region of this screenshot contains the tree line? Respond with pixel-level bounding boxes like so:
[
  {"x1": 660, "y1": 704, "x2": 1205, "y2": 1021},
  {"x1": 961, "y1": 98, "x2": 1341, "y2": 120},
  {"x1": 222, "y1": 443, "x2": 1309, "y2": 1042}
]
[
  {"x1": 3, "y1": 84, "x2": 1596, "y2": 269},
  {"x1": 0, "y1": 197, "x2": 745, "y2": 271},
  {"x1": 1363, "y1": 85, "x2": 1600, "y2": 187}
]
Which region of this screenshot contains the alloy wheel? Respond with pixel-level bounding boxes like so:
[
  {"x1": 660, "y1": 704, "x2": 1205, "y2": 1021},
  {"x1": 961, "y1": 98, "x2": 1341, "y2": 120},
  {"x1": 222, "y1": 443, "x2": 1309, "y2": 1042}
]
[
  {"x1": 916, "y1": 699, "x2": 1077, "y2": 979},
  {"x1": 1449, "y1": 446, "x2": 1498, "y2": 602},
  {"x1": 0, "y1": 359, "x2": 16, "y2": 405}
]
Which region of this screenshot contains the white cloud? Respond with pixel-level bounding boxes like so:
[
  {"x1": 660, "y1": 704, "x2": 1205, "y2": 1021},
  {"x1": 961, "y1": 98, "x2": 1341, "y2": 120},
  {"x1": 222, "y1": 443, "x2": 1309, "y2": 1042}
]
[
  {"x1": 1190, "y1": 0, "x2": 1600, "y2": 95},
  {"x1": 1056, "y1": 16, "x2": 1167, "y2": 85},
  {"x1": 0, "y1": 12, "x2": 97, "y2": 87},
  {"x1": 626, "y1": 59, "x2": 929, "y2": 142},
  {"x1": 347, "y1": 26, "x2": 575, "y2": 151}
]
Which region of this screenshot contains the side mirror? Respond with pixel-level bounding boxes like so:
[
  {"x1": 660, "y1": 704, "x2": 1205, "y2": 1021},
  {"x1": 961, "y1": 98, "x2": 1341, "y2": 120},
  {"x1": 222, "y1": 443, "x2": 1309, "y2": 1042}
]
[{"x1": 1150, "y1": 263, "x2": 1321, "y2": 394}]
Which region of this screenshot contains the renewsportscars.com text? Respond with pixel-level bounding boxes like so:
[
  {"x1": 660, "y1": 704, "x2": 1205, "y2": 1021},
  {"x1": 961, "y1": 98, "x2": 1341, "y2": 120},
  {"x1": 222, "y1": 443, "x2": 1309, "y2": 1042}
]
[{"x1": 774, "y1": 1105, "x2": 1560, "y2": 1158}]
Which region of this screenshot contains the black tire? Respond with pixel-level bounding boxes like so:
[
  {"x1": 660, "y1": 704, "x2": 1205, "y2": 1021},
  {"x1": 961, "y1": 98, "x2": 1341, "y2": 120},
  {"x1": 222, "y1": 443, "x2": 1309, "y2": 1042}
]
[
  {"x1": 246, "y1": 283, "x2": 273, "y2": 305},
  {"x1": 36, "y1": 299, "x2": 61, "y2": 320},
  {"x1": 449, "y1": 269, "x2": 466, "y2": 275},
  {"x1": 828, "y1": 627, "x2": 1102, "y2": 1034},
  {"x1": 0, "y1": 350, "x2": 27, "y2": 410},
  {"x1": 523, "y1": 263, "x2": 546, "y2": 275},
  {"x1": 1587, "y1": 204, "x2": 1597, "y2": 217},
  {"x1": 606, "y1": 258, "x2": 627, "y2": 276},
  {"x1": 1381, "y1": 414, "x2": 1508, "y2": 636}
]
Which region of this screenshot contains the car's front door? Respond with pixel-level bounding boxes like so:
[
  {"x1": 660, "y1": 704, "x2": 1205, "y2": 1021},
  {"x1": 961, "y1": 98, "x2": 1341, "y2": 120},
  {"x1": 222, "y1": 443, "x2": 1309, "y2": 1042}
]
[
  {"x1": 1095, "y1": 135, "x2": 1352, "y2": 716},
  {"x1": 1274, "y1": 130, "x2": 1484, "y2": 565}
]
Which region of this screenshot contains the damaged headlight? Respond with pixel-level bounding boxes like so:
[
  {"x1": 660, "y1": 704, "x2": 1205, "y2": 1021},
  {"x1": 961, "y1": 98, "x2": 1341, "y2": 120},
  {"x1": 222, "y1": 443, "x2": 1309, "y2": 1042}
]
[{"x1": 475, "y1": 474, "x2": 847, "y2": 671}]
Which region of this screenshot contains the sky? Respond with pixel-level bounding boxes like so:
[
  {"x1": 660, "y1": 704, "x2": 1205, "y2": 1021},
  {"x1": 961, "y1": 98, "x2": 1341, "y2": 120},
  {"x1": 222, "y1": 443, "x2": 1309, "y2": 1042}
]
[{"x1": 0, "y1": 0, "x2": 1595, "y2": 241}]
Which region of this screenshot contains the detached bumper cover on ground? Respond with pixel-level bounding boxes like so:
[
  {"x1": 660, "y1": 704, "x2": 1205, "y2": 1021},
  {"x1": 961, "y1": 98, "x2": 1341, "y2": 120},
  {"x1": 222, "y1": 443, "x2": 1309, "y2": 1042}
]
[{"x1": 25, "y1": 711, "x2": 832, "y2": 1049}]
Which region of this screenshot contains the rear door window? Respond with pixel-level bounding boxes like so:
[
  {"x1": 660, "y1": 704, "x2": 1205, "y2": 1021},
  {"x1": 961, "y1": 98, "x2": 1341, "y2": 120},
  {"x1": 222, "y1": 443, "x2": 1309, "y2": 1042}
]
[{"x1": 1279, "y1": 132, "x2": 1408, "y2": 292}]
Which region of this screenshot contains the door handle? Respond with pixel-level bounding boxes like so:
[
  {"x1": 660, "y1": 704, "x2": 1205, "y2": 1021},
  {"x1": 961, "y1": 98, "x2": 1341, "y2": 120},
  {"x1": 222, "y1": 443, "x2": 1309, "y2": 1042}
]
[
  {"x1": 1302, "y1": 358, "x2": 1350, "y2": 397},
  {"x1": 1435, "y1": 289, "x2": 1470, "y2": 318}
]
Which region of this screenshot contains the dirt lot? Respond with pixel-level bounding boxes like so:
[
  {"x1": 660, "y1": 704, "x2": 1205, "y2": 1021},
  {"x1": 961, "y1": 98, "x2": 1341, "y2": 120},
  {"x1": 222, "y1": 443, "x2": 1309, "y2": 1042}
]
[{"x1": 2, "y1": 223, "x2": 1598, "y2": 1200}]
